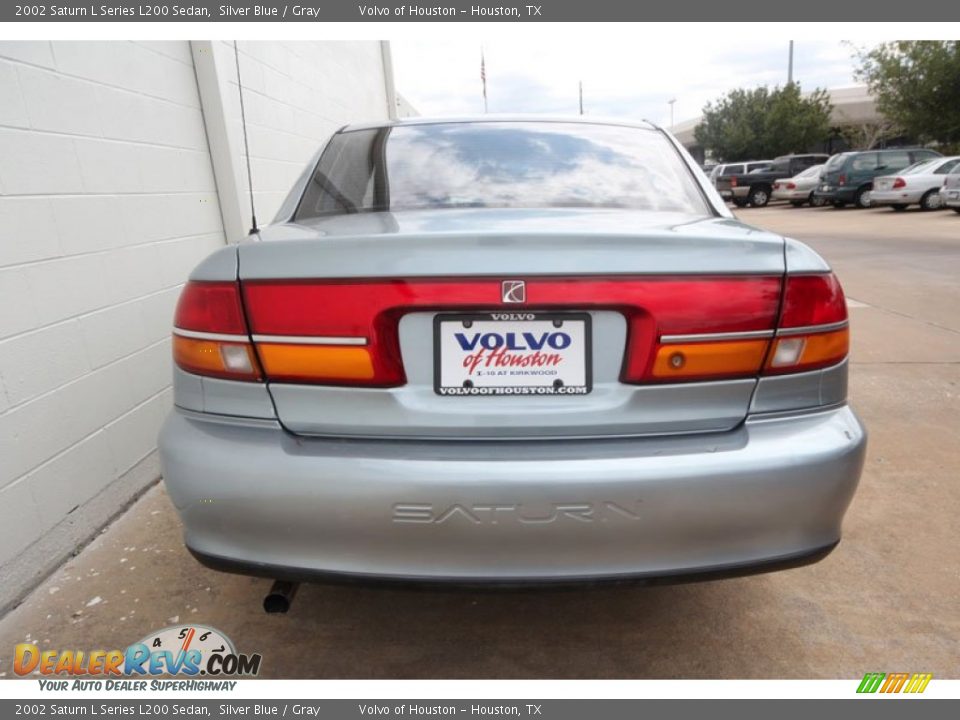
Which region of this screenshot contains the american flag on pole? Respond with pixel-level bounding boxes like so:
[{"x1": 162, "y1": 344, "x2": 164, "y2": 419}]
[{"x1": 481, "y1": 47, "x2": 488, "y2": 113}]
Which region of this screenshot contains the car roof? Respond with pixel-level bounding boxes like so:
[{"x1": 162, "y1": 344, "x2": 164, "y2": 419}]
[
  {"x1": 911, "y1": 155, "x2": 960, "y2": 168},
  {"x1": 718, "y1": 160, "x2": 769, "y2": 168},
  {"x1": 341, "y1": 115, "x2": 660, "y2": 133},
  {"x1": 845, "y1": 147, "x2": 937, "y2": 155}
]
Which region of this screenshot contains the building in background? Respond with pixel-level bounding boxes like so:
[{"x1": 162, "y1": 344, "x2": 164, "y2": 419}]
[
  {"x1": 395, "y1": 92, "x2": 419, "y2": 119},
  {"x1": 0, "y1": 40, "x2": 409, "y2": 613}
]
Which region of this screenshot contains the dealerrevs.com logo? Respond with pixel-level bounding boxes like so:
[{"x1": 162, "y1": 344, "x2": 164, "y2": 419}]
[{"x1": 14, "y1": 625, "x2": 261, "y2": 690}]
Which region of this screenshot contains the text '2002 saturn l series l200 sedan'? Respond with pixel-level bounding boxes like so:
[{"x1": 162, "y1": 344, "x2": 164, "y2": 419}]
[{"x1": 158, "y1": 118, "x2": 866, "y2": 604}]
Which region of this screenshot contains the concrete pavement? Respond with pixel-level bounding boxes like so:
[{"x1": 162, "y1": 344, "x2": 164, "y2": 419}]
[{"x1": 1, "y1": 205, "x2": 958, "y2": 679}]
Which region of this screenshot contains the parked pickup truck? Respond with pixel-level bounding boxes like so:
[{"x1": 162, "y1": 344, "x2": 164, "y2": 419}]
[{"x1": 716, "y1": 154, "x2": 830, "y2": 207}]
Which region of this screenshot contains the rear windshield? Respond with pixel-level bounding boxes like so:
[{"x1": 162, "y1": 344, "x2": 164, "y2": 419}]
[
  {"x1": 903, "y1": 160, "x2": 939, "y2": 175},
  {"x1": 294, "y1": 121, "x2": 710, "y2": 219},
  {"x1": 796, "y1": 164, "x2": 824, "y2": 179},
  {"x1": 768, "y1": 159, "x2": 791, "y2": 174},
  {"x1": 825, "y1": 154, "x2": 849, "y2": 170}
]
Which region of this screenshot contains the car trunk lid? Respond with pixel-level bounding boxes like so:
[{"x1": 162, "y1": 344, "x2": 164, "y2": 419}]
[{"x1": 237, "y1": 208, "x2": 786, "y2": 439}]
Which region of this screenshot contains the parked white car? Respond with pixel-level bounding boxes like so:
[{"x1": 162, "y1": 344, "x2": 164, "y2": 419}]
[
  {"x1": 772, "y1": 164, "x2": 826, "y2": 207},
  {"x1": 871, "y1": 156, "x2": 960, "y2": 211},
  {"x1": 941, "y1": 169, "x2": 960, "y2": 214}
]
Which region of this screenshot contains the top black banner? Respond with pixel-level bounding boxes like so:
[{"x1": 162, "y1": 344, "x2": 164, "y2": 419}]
[{"x1": 6, "y1": 0, "x2": 960, "y2": 22}]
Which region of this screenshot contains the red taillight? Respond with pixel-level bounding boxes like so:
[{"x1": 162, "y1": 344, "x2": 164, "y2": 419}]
[
  {"x1": 892, "y1": 177, "x2": 906, "y2": 189},
  {"x1": 764, "y1": 273, "x2": 849, "y2": 375},
  {"x1": 778, "y1": 273, "x2": 847, "y2": 328},
  {"x1": 242, "y1": 277, "x2": 782, "y2": 387},
  {"x1": 174, "y1": 281, "x2": 247, "y2": 334},
  {"x1": 773, "y1": 182, "x2": 780, "y2": 189},
  {"x1": 173, "y1": 281, "x2": 261, "y2": 382},
  {"x1": 786, "y1": 182, "x2": 797, "y2": 190},
  {"x1": 730, "y1": 177, "x2": 738, "y2": 187},
  {"x1": 174, "y1": 274, "x2": 848, "y2": 387},
  {"x1": 838, "y1": 174, "x2": 846, "y2": 186}
]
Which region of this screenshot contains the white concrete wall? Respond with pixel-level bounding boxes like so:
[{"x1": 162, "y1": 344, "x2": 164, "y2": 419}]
[
  {"x1": 204, "y1": 41, "x2": 392, "y2": 240},
  {"x1": 0, "y1": 40, "x2": 394, "y2": 612}
]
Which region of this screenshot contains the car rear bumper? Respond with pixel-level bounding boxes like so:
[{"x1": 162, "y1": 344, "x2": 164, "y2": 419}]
[
  {"x1": 871, "y1": 189, "x2": 923, "y2": 205},
  {"x1": 813, "y1": 187, "x2": 857, "y2": 203},
  {"x1": 187, "y1": 540, "x2": 840, "y2": 588},
  {"x1": 159, "y1": 405, "x2": 866, "y2": 583},
  {"x1": 772, "y1": 189, "x2": 810, "y2": 201}
]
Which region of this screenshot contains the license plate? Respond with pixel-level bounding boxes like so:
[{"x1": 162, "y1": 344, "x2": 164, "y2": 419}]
[{"x1": 434, "y1": 312, "x2": 591, "y2": 397}]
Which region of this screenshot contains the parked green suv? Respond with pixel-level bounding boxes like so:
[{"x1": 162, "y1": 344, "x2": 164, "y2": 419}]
[{"x1": 814, "y1": 148, "x2": 942, "y2": 209}]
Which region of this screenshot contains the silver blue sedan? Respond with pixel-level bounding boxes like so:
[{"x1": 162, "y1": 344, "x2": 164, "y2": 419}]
[{"x1": 159, "y1": 118, "x2": 866, "y2": 591}]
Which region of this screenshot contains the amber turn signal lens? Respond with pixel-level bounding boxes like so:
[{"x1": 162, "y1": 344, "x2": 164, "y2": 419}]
[
  {"x1": 651, "y1": 339, "x2": 769, "y2": 380},
  {"x1": 256, "y1": 344, "x2": 375, "y2": 384},
  {"x1": 173, "y1": 336, "x2": 261, "y2": 381}
]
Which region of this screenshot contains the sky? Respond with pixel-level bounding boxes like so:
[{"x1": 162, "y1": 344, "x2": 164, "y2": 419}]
[{"x1": 391, "y1": 38, "x2": 862, "y2": 127}]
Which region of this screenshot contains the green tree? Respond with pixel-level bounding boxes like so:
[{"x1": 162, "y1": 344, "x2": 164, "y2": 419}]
[
  {"x1": 854, "y1": 41, "x2": 960, "y2": 149},
  {"x1": 694, "y1": 84, "x2": 832, "y2": 162}
]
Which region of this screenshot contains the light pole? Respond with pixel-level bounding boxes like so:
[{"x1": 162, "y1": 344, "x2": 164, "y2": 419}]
[
  {"x1": 667, "y1": 98, "x2": 676, "y2": 129},
  {"x1": 788, "y1": 40, "x2": 794, "y2": 85}
]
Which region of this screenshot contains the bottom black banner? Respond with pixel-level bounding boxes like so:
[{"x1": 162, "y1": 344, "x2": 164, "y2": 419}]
[{"x1": 0, "y1": 700, "x2": 957, "y2": 719}]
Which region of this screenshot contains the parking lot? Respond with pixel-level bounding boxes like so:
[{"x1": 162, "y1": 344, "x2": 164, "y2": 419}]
[{"x1": 0, "y1": 204, "x2": 957, "y2": 680}]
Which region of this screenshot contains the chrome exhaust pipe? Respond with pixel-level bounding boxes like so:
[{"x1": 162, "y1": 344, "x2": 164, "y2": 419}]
[{"x1": 263, "y1": 580, "x2": 299, "y2": 613}]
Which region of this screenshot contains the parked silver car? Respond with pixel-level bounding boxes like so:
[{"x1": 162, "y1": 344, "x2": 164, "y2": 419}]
[
  {"x1": 159, "y1": 118, "x2": 865, "y2": 594},
  {"x1": 942, "y1": 168, "x2": 960, "y2": 213},
  {"x1": 872, "y1": 156, "x2": 960, "y2": 211},
  {"x1": 772, "y1": 164, "x2": 826, "y2": 207}
]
